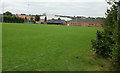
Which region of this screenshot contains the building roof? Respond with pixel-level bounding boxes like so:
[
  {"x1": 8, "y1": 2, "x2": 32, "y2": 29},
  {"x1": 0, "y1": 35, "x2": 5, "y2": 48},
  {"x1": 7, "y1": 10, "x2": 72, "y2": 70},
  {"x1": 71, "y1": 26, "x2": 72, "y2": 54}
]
[
  {"x1": 46, "y1": 20, "x2": 65, "y2": 24},
  {"x1": 39, "y1": 19, "x2": 45, "y2": 22},
  {"x1": 70, "y1": 19, "x2": 104, "y2": 23},
  {"x1": 40, "y1": 14, "x2": 72, "y2": 21},
  {"x1": 16, "y1": 15, "x2": 35, "y2": 19}
]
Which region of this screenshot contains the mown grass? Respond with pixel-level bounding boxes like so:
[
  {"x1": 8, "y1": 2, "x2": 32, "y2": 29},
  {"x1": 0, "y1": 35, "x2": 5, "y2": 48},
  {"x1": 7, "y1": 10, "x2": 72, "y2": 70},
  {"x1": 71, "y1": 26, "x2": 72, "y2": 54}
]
[
  {"x1": 0, "y1": 23, "x2": 2, "y2": 72},
  {"x1": 2, "y1": 23, "x2": 106, "y2": 71}
]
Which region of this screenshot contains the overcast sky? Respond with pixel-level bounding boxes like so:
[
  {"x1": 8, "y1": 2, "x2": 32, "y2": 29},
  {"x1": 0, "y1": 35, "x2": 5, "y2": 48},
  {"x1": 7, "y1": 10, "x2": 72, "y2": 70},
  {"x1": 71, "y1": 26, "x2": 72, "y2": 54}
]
[{"x1": 0, "y1": 0, "x2": 108, "y2": 17}]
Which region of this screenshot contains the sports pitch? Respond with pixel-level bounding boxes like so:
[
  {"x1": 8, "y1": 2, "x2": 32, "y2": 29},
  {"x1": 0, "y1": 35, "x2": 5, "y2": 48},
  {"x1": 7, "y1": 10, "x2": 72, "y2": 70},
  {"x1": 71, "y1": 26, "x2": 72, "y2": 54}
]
[{"x1": 2, "y1": 23, "x2": 107, "y2": 71}]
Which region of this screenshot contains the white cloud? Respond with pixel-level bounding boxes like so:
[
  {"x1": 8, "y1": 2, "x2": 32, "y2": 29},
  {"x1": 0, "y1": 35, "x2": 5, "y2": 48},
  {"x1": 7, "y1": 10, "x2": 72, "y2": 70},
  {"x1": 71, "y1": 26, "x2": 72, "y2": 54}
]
[
  {"x1": 28, "y1": 0, "x2": 106, "y2": 2},
  {"x1": 3, "y1": 0, "x2": 106, "y2": 3},
  {"x1": 2, "y1": 0, "x2": 108, "y2": 17}
]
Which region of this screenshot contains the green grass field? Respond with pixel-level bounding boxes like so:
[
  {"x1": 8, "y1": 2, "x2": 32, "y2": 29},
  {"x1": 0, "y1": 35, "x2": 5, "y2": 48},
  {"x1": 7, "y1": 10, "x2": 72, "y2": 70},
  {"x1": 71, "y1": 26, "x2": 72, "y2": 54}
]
[
  {"x1": 2, "y1": 23, "x2": 107, "y2": 71},
  {"x1": 0, "y1": 23, "x2": 2, "y2": 72}
]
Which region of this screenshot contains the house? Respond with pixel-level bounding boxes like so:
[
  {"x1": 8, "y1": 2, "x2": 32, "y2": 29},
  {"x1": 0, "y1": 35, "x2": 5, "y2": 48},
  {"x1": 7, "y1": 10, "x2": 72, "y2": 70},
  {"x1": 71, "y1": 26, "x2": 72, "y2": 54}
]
[{"x1": 66, "y1": 18, "x2": 104, "y2": 27}]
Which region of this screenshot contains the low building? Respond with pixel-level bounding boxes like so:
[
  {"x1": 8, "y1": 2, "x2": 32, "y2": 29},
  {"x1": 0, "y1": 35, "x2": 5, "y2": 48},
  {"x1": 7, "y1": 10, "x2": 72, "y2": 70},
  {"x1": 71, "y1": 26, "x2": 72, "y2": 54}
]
[
  {"x1": 46, "y1": 20, "x2": 65, "y2": 25},
  {"x1": 66, "y1": 18, "x2": 104, "y2": 27}
]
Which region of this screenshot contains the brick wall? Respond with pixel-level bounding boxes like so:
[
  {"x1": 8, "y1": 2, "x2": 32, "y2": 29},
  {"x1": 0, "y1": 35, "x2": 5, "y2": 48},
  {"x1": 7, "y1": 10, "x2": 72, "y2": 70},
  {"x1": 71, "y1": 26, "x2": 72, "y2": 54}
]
[{"x1": 66, "y1": 19, "x2": 104, "y2": 27}]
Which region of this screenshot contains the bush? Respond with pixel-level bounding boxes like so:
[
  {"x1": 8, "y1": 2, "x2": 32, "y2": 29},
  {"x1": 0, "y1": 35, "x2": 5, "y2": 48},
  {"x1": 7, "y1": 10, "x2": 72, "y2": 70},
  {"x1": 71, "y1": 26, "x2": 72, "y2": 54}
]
[{"x1": 92, "y1": 31, "x2": 113, "y2": 58}]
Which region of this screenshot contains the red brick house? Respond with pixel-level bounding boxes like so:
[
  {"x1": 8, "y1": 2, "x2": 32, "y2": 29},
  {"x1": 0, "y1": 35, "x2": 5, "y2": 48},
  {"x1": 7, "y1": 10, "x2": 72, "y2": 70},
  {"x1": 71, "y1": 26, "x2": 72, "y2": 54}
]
[{"x1": 66, "y1": 18, "x2": 104, "y2": 27}]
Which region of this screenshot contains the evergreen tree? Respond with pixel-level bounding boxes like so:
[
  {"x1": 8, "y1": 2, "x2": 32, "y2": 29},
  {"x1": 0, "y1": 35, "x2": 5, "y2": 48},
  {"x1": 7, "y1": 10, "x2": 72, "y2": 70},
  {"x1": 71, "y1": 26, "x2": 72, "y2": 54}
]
[{"x1": 44, "y1": 16, "x2": 47, "y2": 22}]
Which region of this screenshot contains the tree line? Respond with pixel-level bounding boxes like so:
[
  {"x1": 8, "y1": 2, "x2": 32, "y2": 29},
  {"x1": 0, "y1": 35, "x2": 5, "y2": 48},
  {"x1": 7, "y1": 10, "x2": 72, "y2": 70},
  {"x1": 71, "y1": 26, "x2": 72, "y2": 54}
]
[
  {"x1": 3, "y1": 11, "x2": 25, "y2": 23},
  {"x1": 3, "y1": 11, "x2": 40, "y2": 23}
]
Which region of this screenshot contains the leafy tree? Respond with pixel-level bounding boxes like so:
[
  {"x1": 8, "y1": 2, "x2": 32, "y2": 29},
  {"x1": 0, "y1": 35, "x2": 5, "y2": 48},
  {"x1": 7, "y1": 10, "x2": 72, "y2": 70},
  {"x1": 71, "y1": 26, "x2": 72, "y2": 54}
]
[
  {"x1": 92, "y1": 2, "x2": 120, "y2": 69},
  {"x1": 3, "y1": 11, "x2": 25, "y2": 23},
  {"x1": 58, "y1": 18, "x2": 61, "y2": 20},
  {"x1": 52, "y1": 18, "x2": 55, "y2": 20},
  {"x1": 30, "y1": 17, "x2": 34, "y2": 22},
  {"x1": 3, "y1": 15, "x2": 24, "y2": 23},
  {"x1": 3, "y1": 11, "x2": 12, "y2": 16},
  {"x1": 35, "y1": 15, "x2": 40, "y2": 21},
  {"x1": 21, "y1": 14, "x2": 26, "y2": 15}
]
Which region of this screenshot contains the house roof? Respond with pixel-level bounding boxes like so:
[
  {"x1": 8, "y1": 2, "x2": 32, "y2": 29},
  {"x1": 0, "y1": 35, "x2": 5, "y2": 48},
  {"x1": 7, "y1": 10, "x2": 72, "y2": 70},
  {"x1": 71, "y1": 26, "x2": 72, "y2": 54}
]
[{"x1": 16, "y1": 15, "x2": 35, "y2": 19}]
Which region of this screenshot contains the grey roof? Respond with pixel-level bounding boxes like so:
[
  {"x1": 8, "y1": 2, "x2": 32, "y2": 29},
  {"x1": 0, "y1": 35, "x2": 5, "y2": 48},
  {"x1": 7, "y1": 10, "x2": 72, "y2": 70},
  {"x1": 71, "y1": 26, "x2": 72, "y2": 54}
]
[
  {"x1": 70, "y1": 19, "x2": 104, "y2": 23},
  {"x1": 46, "y1": 20, "x2": 65, "y2": 24}
]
